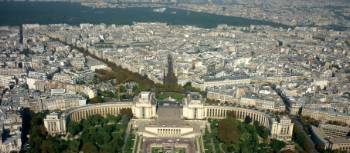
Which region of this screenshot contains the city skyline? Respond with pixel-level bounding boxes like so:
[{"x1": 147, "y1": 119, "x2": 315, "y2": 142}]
[{"x1": 0, "y1": 1, "x2": 349, "y2": 153}]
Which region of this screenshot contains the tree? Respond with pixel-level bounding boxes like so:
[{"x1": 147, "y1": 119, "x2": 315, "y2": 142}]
[
  {"x1": 183, "y1": 82, "x2": 192, "y2": 91},
  {"x1": 81, "y1": 143, "x2": 98, "y2": 153},
  {"x1": 120, "y1": 108, "x2": 133, "y2": 119},
  {"x1": 89, "y1": 96, "x2": 103, "y2": 103},
  {"x1": 95, "y1": 129, "x2": 111, "y2": 145},
  {"x1": 227, "y1": 111, "x2": 237, "y2": 118},
  {"x1": 301, "y1": 116, "x2": 320, "y2": 126},
  {"x1": 270, "y1": 139, "x2": 286, "y2": 153},
  {"x1": 27, "y1": 106, "x2": 129, "y2": 153},
  {"x1": 119, "y1": 85, "x2": 126, "y2": 93},
  {"x1": 67, "y1": 121, "x2": 82, "y2": 135},
  {"x1": 218, "y1": 118, "x2": 240, "y2": 144},
  {"x1": 106, "y1": 114, "x2": 121, "y2": 123},
  {"x1": 293, "y1": 125, "x2": 307, "y2": 150},
  {"x1": 66, "y1": 140, "x2": 80, "y2": 153},
  {"x1": 253, "y1": 121, "x2": 269, "y2": 139},
  {"x1": 40, "y1": 139, "x2": 54, "y2": 153},
  {"x1": 100, "y1": 143, "x2": 117, "y2": 153},
  {"x1": 239, "y1": 124, "x2": 258, "y2": 146},
  {"x1": 27, "y1": 111, "x2": 49, "y2": 153},
  {"x1": 280, "y1": 149, "x2": 296, "y2": 153},
  {"x1": 87, "y1": 115, "x2": 105, "y2": 126},
  {"x1": 244, "y1": 116, "x2": 252, "y2": 124},
  {"x1": 132, "y1": 85, "x2": 140, "y2": 94},
  {"x1": 100, "y1": 90, "x2": 115, "y2": 98}
]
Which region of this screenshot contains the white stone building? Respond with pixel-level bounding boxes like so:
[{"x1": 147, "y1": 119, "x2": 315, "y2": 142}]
[
  {"x1": 43, "y1": 91, "x2": 294, "y2": 144},
  {"x1": 43, "y1": 112, "x2": 66, "y2": 135},
  {"x1": 132, "y1": 92, "x2": 157, "y2": 119},
  {"x1": 271, "y1": 116, "x2": 294, "y2": 141}
]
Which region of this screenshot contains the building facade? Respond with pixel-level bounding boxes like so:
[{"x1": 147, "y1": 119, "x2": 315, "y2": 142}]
[
  {"x1": 44, "y1": 92, "x2": 294, "y2": 143},
  {"x1": 302, "y1": 108, "x2": 350, "y2": 125},
  {"x1": 271, "y1": 116, "x2": 294, "y2": 141},
  {"x1": 311, "y1": 124, "x2": 350, "y2": 152},
  {"x1": 183, "y1": 92, "x2": 273, "y2": 128},
  {"x1": 132, "y1": 92, "x2": 157, "y2": 119},
  {"x1": 43, "y1": 112, "x2": 66, "y2": 135}
]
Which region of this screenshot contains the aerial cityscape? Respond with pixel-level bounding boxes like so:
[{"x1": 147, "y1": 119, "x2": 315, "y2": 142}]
[{"x1": 0, "y1": 0, "x2": 349, "y2": 153}]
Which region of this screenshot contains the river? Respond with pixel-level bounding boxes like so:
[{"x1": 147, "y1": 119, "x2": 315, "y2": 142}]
[{"x1": 0, "y1": 1, "x2": 286, "y2": 28}]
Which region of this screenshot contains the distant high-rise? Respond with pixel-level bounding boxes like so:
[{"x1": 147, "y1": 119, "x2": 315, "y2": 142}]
[{"x1": 163, "y1": 54, "x2": 178, "y2": 85}]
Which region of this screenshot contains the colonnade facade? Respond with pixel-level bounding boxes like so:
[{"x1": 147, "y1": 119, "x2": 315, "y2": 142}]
[
  {"x1": 157, "y1": 128, "x2": 182, "y2": 137},
  {"x1": 204, "y1": 106, "x2": 270, "y2": 127},
  {"x1": 142, "y1": 126, "x2": 195, "y2": 138},
  {"x1": 68, "y1": 103, "x2": 270, "y2": 127},
  {"x1": 182, "y1": 92, "x2": 271, "y2": 128},
  {"x1": 67, "y1": 102, "x2": 133, "y2": 122},
  {"x1": 66, "y1": 92, "x2": 157, "y2": 122}
]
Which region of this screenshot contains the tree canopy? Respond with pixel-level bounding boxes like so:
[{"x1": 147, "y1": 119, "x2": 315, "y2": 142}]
[
  {"x1": 207, "y1": 117, "x2": 286, "y2": 153},
  {"x1": 26, "y1": 111, "x2": 128, "y2": 153}
]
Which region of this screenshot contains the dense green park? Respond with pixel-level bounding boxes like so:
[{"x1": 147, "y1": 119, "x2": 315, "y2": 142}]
[
  {"x1": 203, "y1": 117, "x2": 286, "y2": 153},
  {"x1": 25, "y1": 109, "x2": 133, "y2": 153}
]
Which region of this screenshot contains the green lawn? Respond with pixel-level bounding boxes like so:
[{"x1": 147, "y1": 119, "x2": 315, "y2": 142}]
[
  {"x1": 156, "y1": 92, "x2": 185, "y2": 101},
  {"x1": 152, "y1": 147, "x2": 164, "y2": 153},
  {"x1": 175, "y1": 148, "x2": 186, "y2": 153}
]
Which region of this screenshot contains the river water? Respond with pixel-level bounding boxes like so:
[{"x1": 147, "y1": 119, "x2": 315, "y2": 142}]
[{"x1": 0, "y1": 1, "x2": 286, "y2": 28}]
